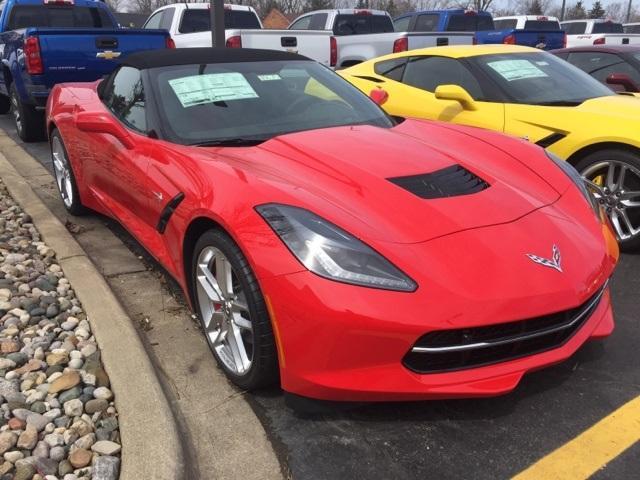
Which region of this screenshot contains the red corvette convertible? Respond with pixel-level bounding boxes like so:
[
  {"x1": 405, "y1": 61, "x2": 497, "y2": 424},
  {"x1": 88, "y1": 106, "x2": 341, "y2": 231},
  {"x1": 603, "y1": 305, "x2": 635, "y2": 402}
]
[{"x1": 46, "y1": 48, "x2": 618, "y2": 402}]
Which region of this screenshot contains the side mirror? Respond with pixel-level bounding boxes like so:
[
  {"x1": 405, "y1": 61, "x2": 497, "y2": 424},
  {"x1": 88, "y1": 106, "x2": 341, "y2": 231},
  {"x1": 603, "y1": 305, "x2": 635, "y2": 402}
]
[
  {"x1": 434, "y1": 84, "x2": 477, "y2": 111},
  {"x1": 606, "y1": 73, "x2": 640, "y2": 93},
  {"x1": 369, "y1": 87, "x2": 389, "y2": 106},
  {"x1": 75, "y1": 111, "x2": 135, "y2": 150}
]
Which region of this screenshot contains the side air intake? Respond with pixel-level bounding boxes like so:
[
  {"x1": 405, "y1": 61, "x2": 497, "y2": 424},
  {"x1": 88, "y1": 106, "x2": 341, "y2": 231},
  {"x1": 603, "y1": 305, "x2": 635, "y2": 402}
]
[{"x1": 388, "y1": 165, "x2": 489, "y2": 199}]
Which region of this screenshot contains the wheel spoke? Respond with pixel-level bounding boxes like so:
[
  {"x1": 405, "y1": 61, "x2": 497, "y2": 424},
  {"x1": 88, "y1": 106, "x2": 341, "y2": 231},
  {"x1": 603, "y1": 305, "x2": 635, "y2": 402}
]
[
  {"x1": 233, "y1": 313, "x2": 253, "y2": 331},
  {"x1": 226, "y1": 323, "x2": 250, "y2": 373},
  {"x1": 584, "y1": 178, "x2": 605, "y2": 198},
  {"x1": 621, "y1": 190, "x2": 640, "y2": 208},
  {"x1": 215, "y1": 255, "x2": 233, "y2": 299},
  {"x1": 610, "y1": 211, "x2": 626, "y2": 239},
  {"x1": 197, "y1": 264, "x2": 224, "y2": 303},
  {"x1": 619, "y1": 209, "x2": 639, "y2": 235},
  {"x1": 606, "y1": 163, "x2": 618, "y2": 191}
]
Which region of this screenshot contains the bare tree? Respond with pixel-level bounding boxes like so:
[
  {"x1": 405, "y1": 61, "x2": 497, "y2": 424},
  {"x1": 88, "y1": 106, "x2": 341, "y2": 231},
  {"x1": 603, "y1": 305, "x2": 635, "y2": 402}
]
[{"x1": 104, "y1": 0, "x2": 124, "y2": 13}]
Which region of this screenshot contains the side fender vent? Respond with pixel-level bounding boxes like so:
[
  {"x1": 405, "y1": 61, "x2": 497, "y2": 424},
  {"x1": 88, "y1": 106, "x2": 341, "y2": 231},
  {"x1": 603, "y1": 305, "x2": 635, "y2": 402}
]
[{"x1": 388, "y1": 165, "x2": 489, "y2": 199}]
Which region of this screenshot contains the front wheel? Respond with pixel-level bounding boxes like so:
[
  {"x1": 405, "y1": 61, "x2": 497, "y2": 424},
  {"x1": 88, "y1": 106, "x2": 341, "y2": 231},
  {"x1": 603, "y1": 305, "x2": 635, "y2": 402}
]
[
  {"x1": 10, "y1": 84, "x2": 44, "y2": 142},
  {"x1": 50, "y1": 128, "x2": 86, "y2": 216},
  {"x1": 576, "y1": 149, "x2": 640, "y2": 251},
  {"x1": 191, "y1": 229, "x2": 279, "y2": 390}
]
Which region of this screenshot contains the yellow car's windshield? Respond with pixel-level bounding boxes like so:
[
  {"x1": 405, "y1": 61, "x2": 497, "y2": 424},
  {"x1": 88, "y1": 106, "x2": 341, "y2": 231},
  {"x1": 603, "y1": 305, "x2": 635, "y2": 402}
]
[{"x1": 469, "y1": 52, "x2": 614, "y2": 106}]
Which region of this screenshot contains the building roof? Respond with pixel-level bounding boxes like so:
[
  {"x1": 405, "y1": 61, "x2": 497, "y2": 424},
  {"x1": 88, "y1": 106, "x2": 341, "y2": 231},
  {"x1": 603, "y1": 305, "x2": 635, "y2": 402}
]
[{"x1": 262, "y1": 8, "x2": 293, "y2": 29}]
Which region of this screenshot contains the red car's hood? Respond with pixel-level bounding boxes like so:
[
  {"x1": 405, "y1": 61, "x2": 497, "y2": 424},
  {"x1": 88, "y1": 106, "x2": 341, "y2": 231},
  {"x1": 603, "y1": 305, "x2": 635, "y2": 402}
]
[{"x1": 215, "y1": 121, "x2": 561, "y2": 244}]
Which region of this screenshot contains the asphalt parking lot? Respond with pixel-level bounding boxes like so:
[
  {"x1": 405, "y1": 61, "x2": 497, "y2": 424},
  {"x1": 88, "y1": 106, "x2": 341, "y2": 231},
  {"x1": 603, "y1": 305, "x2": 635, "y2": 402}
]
[{"x1": 2, "y1": 115, "x2": 638, "y2": 480}]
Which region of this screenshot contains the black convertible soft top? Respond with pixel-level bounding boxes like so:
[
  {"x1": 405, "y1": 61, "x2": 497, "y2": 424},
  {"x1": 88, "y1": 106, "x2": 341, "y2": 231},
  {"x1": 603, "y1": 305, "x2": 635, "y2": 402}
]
[{"x1": 120, "y1": 48, "x2": 311, "y2": 70}]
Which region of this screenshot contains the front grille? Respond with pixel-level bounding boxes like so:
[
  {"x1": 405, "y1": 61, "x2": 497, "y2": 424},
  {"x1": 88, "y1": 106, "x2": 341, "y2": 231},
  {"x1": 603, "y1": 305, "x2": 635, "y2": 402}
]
[
  {"x1": 403, "y1": 282, "x2": 608, "y2": 374},
  {"x1": 388, "y1": 165, "x2": 489, "y2": 200}
]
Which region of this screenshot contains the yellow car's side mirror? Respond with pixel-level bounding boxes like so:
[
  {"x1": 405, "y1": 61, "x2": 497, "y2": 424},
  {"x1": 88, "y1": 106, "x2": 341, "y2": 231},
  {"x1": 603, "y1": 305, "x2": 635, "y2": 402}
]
[{"x1": 435, "y1": 84, "x2": 478, "y2": 111}]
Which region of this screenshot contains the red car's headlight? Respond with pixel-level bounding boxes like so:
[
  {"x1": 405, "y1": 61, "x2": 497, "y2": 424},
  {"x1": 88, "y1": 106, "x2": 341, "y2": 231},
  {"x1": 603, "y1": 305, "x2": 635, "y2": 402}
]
[{"x1": 256, "y1": 204, "x2": 417, "y2": 292}]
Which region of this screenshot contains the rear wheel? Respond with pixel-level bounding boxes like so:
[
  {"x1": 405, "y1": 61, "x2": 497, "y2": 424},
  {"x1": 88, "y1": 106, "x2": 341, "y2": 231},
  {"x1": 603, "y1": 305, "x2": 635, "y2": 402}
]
[
  {"x1": 50, "y1": 128, "x2": 86, "y2": 216},
  {"x1": 10, "y1": 84, "x2": 44, "y2": 142},
  {"x1": 191, "y1": 229, "x2": 279, "y2": 390},
  {"x1": 576, "y1": 149, "x2": 640, "y2": 251}
]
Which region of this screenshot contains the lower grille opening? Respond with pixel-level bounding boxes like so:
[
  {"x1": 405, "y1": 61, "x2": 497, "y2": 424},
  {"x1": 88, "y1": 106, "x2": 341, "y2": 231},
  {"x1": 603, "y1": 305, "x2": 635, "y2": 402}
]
[{"x1": 403, "y1": 282, "x2": 607, "y2": 374}]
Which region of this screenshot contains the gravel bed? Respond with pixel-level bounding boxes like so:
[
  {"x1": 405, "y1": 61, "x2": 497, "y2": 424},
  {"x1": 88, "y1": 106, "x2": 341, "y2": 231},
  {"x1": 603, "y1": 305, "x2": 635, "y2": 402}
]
[{"x1": 0, "y1": 179, "x2": 120, "y2": 480}]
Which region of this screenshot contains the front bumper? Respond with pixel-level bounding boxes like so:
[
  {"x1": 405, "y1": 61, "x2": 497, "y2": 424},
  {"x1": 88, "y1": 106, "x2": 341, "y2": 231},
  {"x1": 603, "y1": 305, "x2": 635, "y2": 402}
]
[{"x1": 262, "y1": 271, "x2": 613, "y2": 402}]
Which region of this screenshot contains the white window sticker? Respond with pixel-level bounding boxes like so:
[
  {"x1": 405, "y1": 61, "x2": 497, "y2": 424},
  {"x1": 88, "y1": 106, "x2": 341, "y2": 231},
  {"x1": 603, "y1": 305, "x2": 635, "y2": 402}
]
[
  {"x1": 487, "y1": 60, "x2": 549, "y2": 81},
  {"x1": 258, "y1": 74, "x2": 281, "y2": 81},
  {"x1": 168, "y1": 73, "x2": 258, "y2": 108}
]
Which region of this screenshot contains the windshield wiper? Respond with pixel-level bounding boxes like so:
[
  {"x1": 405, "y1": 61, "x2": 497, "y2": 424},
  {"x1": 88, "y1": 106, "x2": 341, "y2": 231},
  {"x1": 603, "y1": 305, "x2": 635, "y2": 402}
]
[
  {"x1": 533, "y1": 100, "x2": 584, "y2": 106},
  {"x1": 189, "y1": 137, "x2": 268, "y2": 147}
]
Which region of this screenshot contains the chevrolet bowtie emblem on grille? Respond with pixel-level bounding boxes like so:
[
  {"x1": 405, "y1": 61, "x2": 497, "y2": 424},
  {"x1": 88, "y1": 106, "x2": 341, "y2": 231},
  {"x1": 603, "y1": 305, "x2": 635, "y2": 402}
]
[
  {"x1": 96, "y1": 51, "x2": 121, "y2": 60},
  {"x1": 526, "y1": 244, "x2": 563, "y2": 272}
]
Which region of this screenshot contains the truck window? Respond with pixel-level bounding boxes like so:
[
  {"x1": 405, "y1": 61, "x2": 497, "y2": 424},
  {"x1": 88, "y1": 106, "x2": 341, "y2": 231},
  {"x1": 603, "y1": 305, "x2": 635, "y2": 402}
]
[
  {"x1": 393, "y1": 16, "x2": 410, "y2": 31},
  {"x1": 563, "y1": 22, "x2": 586, "y2": 34},
  {"x1": 103, "y1": 66, "x2": 147, "y2": 134},
  {"x1": 414, "y1": 14, "x2": 439, "y2": 32},
  {"x1": 625, "y1": 24, "x2": 640, "y2": 33},
  {"x1": 447, "y1": 14, "x2": 494, "y2": 32},
  {"x1": 494, "y1": 19, "x2": 517, "y2": 30},
  {"x1": 160, "y1": 7, "x2": 174, "y2": 30},
  {"x1": 332, "y1": 14, "x2": 393, "y2": 35},
  {"x1": 592, "y1": 22, "x2": 623, "y2": 34},
  {"x1": 144, "y1": 10, "x2": 163, "y2": 29},
  {"x1": 178, "y1": 9, "x2": 260, "y2": 33},
  {"x1": 308, "y1": 13, "x2": 328, "y2": 30},
  {"x1": 289, "y1": 15, "x2": 312, "y2": 30},
  {"x1": 7, "y1": 5, "x2": 115, "y2": 29},
  {"x1": 523, "y1": 20, "x2": 560, "y2": 30},
  {"x1": 403, "y1": 56, "x2": 484, "y2": 99}
]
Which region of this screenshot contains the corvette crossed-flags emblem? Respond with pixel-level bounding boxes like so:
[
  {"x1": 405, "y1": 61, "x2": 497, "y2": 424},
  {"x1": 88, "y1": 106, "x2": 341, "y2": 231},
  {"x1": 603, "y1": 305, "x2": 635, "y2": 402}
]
[{"x1": 526, "y1": 245, "x2": 563, "y2": 273}]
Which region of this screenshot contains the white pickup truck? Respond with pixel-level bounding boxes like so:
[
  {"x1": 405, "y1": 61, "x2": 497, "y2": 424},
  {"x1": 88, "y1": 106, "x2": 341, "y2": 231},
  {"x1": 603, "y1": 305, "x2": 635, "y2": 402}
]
[
  {"x1": 146, "y1": 5, "x2": 474, "y2": 69},
  {"x1": 233, "y1": 9, "x2": 473, "y2": 69},
  {"x1": 561, "y1": 19, "x2": 640, "y2": 46},
  {"x1": 143, "y1": 3, "x2": 262, "y2": 48}
]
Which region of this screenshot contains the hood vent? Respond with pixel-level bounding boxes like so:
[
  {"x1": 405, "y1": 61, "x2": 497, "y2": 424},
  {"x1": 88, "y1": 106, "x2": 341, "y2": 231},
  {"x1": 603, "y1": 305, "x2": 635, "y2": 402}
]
[{"x1": 388, "y1": 165, "x2": 489, "y2": 199}]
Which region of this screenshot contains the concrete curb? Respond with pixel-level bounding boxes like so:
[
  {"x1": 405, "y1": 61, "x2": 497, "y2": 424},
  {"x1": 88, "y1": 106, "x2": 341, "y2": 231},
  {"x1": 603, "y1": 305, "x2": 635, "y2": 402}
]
[{"x1": 0, "y1": 145, "x2": 185, "y2": 479}]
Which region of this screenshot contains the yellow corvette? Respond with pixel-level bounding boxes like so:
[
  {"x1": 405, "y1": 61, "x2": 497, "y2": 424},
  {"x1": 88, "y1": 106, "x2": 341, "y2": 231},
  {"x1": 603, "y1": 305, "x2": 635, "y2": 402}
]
[{"x1": 340, "y1": 45, "x2": 640, "y2": 249}]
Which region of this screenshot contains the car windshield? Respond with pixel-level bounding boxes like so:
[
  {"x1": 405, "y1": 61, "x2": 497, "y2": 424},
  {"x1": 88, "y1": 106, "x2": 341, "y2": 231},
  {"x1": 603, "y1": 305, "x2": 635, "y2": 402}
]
[
  {"x1": 148, "y1": 60, "x2": 394, "y2": 145},
  {"x1": 469, "y1": 52, "x2": 614, "y2": 105}
]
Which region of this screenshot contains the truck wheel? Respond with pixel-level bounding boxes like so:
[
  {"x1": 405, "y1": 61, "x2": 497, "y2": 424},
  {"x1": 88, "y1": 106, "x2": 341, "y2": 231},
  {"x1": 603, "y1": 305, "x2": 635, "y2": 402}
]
[
  {"x1": 0, "y1": 95, "x2": 10, "y2": 115},
  {"x1": 10, "y1": 85, "x2": 44, "y2": 142}
]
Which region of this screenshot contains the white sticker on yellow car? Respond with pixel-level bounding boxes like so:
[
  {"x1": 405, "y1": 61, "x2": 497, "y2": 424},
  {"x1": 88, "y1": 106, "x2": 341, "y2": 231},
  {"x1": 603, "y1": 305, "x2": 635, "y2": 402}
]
[
  {"x1": 168, "y1": 73, "x2": 258, "y2": 108},
  {"x1": 487, "y1": 60, "x2": 548, "y2": 81}
]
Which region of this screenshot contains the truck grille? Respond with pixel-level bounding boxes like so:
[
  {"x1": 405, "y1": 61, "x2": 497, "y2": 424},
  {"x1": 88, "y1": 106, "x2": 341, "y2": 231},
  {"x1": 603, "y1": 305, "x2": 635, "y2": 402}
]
[{"x1": 403, "y1": 282, "x2": 608, "y2": 374}]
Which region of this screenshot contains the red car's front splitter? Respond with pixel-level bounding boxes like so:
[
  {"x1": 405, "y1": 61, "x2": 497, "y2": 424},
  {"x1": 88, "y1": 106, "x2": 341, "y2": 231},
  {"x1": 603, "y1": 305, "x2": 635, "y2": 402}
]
[{"x1": 262, "y1": 272, "x2": 614, "y2": 402}]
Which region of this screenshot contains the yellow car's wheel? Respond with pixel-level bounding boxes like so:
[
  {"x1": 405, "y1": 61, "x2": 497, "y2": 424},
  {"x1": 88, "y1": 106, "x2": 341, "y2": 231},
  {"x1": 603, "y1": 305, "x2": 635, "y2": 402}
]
[{"x1": 577, "y1": 149, "x2": 640, "y2": 251}]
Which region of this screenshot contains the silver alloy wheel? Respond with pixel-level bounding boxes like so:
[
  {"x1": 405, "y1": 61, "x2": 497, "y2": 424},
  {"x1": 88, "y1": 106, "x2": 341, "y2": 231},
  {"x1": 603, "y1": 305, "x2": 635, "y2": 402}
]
[
  {"x1": 11, "y1": 93, "x2": 21, "y2": 135},
  {"x1": 582, "y1": 160, "x2": 640, "y2": 241},
  {"x1": 195, "y1": 246, "x2": 254, "y2": 376},
  {"x1": 51, "y1": 136, "x2": 74, "y2": 209}
]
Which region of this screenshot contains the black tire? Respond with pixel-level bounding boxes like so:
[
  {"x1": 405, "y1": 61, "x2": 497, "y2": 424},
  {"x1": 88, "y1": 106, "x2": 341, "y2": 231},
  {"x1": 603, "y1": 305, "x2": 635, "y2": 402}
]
[
  {"x1": 0, "y1": 94, "x2": 10, "y2": 115},
  {"x1": 191, "y1": 229, "x2": 279, "y2": 390},
  {"x1": 50, "y1": 128, "x2": 86, "y2": 216},
  {"x1": 10, "y1": 84, "x2": 45, "y2": 142},
  {"x1": 575, "y1": 148, "x2": 640, "y2": 251}
]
